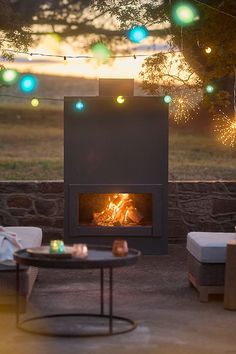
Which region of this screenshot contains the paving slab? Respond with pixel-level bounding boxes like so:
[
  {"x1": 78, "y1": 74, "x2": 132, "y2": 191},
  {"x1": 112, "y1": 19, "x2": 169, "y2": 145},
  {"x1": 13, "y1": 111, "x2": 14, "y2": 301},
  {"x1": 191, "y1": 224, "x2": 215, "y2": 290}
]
[{"x1": 0, "y1": 245, "x2": 236, "y2": 354}]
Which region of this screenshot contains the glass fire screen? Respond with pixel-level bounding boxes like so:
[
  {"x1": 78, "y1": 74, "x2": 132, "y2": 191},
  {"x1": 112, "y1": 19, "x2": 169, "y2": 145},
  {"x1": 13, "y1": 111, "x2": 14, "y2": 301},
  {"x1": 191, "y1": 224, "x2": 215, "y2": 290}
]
[{"x1": 78, "y1": 193, "x2": 152, "y2": 227}]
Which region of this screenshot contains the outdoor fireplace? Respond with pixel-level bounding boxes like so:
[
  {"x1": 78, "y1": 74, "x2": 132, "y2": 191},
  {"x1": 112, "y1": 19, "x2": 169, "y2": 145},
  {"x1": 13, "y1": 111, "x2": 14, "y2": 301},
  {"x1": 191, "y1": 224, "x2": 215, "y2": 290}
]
[
  {"x1": 64, "y1": 94, "x2": 168, "y2": 254},
  {"x1": 79, "y1": 193, "x2": 152, "y2": 227}
]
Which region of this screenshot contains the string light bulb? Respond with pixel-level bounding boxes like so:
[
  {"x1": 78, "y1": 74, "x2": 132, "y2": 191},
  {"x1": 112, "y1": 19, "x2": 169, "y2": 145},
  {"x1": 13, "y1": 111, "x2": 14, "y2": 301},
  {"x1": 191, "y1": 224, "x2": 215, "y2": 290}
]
[
  {"x1": 172, "y1": 2, "x2": 199, "y2": 26},
  {"x1": 205, "y1": 47, "x2": 212, "y2": 54},
  {"x1": 206, "y1": 84, "x2": 214, "y2": 93},
  {"x1": 28, "y1": 53, "x2": 33, "y2": 61},
  {"x1": 1, "y1": 69, "x2": 19, "y2": 85},
  {"x1": 19, "y1": 74, "x2": 38, "y2": 93},
  {"x1": 31, "y1": 97, "x2": 39, "y2": 107},
  {"x1": 63, "y1": 56, "x2": 67, "y2": 64},
  {"x1": 91, "y1": 42, "x2": 111, "y2": 62},
  {"x1": 127, "y1": 25, "x2": 149, "y2": 43},
  {"x1": 75, "y1": 100, "x2": 85, "y2": 111},
  {"x1": 164, "y1": 95, "x2": 172, "y2": 104},
  {"x1": 116, "y1": 96, "x2": 125, "y2": 104}
]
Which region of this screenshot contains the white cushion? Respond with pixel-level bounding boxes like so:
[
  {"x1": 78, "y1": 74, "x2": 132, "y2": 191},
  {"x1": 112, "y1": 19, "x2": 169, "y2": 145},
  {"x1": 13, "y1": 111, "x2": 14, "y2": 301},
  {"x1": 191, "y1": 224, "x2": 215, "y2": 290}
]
[
  {"x1": 187, "y1": 232, "x2": 235, "y2": 263},
  {"x1": 4, "y1": 227, "x2": 42, "y2": 249}
]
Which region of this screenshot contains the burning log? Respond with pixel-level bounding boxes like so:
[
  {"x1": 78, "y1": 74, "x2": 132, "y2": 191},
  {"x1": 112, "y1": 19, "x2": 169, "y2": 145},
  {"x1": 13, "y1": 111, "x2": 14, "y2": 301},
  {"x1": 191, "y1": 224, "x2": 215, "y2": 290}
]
[{"x1": 92, "y1": 193, "x2": 143, "y2": 226}]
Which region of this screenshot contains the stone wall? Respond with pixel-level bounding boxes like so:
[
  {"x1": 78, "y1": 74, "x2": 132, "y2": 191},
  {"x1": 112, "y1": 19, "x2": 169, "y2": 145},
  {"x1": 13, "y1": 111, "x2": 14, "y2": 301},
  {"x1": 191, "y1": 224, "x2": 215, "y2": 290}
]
[
  {"x1": 0, "y1": 181, "x2": 235, "y2": 243},
  {"x1": 0, "y1": 182, "x2": 64, "y2": 242}
]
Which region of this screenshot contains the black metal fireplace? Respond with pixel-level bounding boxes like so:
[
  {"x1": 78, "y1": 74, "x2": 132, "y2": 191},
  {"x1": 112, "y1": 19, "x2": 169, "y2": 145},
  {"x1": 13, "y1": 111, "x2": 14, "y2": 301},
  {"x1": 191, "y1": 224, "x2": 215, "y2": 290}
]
[{"x1": 64, "y1": 95, "x2": 168, "y2": 254}]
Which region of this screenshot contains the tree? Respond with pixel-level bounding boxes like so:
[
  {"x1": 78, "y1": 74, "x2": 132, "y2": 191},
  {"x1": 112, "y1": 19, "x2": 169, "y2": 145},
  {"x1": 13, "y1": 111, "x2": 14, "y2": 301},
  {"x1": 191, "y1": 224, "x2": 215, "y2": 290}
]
[
  {"x1": 1, "y1": 0, "x2": 236, "y2": 113},
  {"x1": 2, "y1": 0, "x2": 168, "y2": 51},
  {"x1": 0, "y1": 0, "x2": 31, "y2": 63},
  {"x1": 93, "y1": 0, "x2": 236, "y2": 112}
]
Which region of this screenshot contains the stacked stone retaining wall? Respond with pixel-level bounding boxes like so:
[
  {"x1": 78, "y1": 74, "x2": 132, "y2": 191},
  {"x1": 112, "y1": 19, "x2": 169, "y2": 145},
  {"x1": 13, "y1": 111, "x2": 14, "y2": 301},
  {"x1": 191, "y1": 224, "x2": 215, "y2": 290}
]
[{"x1": 0, "y1": 181, "x2": 235, "y2": 243}]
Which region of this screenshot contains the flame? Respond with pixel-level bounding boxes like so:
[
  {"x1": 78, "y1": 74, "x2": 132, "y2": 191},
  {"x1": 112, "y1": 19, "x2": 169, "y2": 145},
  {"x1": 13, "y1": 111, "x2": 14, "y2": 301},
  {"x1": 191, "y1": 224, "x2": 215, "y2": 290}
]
[{"x1": 93, "y1": 193, "x2": 143, "y2": 226}]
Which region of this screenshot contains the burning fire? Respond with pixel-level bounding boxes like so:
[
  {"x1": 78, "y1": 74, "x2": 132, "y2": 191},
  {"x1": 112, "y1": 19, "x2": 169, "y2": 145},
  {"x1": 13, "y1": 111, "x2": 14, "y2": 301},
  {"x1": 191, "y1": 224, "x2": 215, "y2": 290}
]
[{"x1": 92, "y1": 193, "x2": 143, "y2": 226}]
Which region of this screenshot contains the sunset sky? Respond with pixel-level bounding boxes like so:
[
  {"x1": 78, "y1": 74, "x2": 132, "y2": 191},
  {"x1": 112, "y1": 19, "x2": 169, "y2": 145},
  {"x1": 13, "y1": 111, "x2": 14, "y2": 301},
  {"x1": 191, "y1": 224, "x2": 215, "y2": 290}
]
[{"x1": 2, "y1": 33, "x2": 168, "y2": 79}]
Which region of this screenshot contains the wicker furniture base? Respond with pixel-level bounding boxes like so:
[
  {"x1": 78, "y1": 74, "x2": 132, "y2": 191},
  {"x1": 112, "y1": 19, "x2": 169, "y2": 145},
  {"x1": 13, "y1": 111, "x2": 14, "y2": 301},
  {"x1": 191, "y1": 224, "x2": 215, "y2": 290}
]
[{"x1": 187, "y1": 252, "x2": 225, "y2": 302}]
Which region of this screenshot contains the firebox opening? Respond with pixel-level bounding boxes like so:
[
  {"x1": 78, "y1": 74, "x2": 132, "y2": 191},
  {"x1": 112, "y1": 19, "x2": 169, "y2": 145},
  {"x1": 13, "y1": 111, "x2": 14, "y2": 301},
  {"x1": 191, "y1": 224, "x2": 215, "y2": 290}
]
[{"x1": 78, "y1": 193, "x2": 152, "y2": 227}]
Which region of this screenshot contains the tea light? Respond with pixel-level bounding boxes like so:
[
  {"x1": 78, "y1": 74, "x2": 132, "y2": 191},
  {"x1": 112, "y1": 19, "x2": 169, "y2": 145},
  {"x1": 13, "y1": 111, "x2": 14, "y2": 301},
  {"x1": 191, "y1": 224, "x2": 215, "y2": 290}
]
[
  {"x1": 112, "y1": 240, "x2": 128, "y2": 257},
  {"x1": 73, "y1": 244, "x2": 88, "y2": 258},
  {"x1": 50, "y1": 240, "x2": 64, "y2": 254}
]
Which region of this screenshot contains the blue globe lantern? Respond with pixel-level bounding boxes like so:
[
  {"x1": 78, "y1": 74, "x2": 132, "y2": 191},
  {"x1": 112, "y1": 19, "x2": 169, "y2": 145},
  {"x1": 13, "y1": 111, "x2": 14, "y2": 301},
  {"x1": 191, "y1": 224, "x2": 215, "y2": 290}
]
[
  {"x1": 19, "y1": 74, "x2": 38, "y2": 93},
  {"x1": 127, "y1": 25, "x2": 149, "y2": 43}
]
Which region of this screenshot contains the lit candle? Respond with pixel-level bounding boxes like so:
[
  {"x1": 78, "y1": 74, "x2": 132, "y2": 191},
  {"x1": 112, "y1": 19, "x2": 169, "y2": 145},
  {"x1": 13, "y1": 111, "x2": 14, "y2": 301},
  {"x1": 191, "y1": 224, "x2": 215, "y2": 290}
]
[
  {"x1": 73, "y1": 244, "x2": 88, "y2": 258},
  {"x1": 50, "y1": 240, "x2": 64, "y2": 254},
  {"x1": 112, "y1": 240, "x2": 128, "y2": 257}
]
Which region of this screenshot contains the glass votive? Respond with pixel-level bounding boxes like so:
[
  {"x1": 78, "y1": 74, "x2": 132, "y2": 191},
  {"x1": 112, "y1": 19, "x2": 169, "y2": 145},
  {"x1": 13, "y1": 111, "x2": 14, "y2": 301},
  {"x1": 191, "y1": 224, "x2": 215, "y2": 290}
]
[
  {"x1": 50, "y1": 240, "x2": 64, "y2": 254},
  {"x1": 112, "y1": 240, "x2": 128, "y2": 257},
  {"x1": 73, "y1": 244, "x2": 88, "y2": 258}
]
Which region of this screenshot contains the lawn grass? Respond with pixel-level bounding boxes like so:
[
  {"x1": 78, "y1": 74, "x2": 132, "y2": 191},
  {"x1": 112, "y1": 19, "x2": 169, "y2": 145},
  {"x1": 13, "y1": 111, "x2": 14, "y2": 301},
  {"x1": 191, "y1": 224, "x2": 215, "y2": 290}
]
[
  {"x1": 0, "y1": 104, "x2": 235, "y2": 180},
  {"x1": 169, "y1": 132, "x2": 236, "y2": 180}
]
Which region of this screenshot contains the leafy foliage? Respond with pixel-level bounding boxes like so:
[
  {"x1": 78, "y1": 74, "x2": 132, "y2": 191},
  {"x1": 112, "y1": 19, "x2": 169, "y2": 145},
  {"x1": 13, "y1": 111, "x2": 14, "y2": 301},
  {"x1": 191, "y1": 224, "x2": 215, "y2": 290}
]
[
  {"x1": 94, "y1": 0, "x2": 236, "y2": 111},
  {"x1": 0, "y1": 0, "x2": 31, "y2": 61},
  {"x1": 140, "y1": 52, "x2": 202, "y2": 95},
  {"x1": 1, "y1": 0, "x2": 236, "y2": 111}
]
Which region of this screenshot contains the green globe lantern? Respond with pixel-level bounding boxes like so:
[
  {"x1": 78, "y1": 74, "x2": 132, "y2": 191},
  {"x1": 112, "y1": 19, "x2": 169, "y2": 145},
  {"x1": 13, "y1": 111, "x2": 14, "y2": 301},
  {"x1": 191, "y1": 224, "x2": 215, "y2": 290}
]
[
  {"x1": 91, "y1": 43, "x2": 111, "y2": 62},
  {"x1": 164, "y1": 95, "x2": 172, "y2": 104},
  {"x1": 1, "y1": 69, "x2": 19, "y2": 85},
  {"x1": 172, "y1": 2, "x2": 199, "y2": 26}
]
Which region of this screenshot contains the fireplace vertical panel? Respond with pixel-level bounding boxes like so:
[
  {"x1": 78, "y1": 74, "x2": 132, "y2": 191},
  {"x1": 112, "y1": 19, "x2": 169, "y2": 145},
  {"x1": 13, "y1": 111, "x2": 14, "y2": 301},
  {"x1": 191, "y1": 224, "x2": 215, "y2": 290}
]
[{"x1": 64, "y1": 96, "x2": 168, "y2": 254}]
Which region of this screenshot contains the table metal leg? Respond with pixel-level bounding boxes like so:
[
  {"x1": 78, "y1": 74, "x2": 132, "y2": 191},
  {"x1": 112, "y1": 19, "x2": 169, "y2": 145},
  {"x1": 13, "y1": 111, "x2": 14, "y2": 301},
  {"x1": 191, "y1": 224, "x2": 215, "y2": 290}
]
[
  {"x1": 15, "y1": 263, "x2": 136, "y2": 337},
  {"x1": 109, "y1": 267, "x2": 113, "y2": 334},
  {"x1": 16, "y1": 263, "x2": 20, "y2": 327},
  {"x1": 100, "y1": 268, "x2": 104, "y2": 315}
]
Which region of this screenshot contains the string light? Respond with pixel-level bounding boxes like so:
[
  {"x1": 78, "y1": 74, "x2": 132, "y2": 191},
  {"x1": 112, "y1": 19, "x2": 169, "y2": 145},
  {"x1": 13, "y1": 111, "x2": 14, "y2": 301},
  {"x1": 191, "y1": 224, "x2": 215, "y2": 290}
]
[
  {"x1": 28, "y1": 53, "x2": 33, "y2": 61},
  {"x1": 127, "y1": 25, "x2": 149, "y2": 43},
  {"x1": 192, "y1": 0, "x2": 236, "y2": 21},
  {"x1": 116, "y1": 95, "x2": 125, "y2": 104},
  {"x1": 205, "y1": 84, "x2": 214, "y2": 93},
  {"x1": 1, "y1": 69, "x2": 19, "y2": 85},
  {"x1": 172, "y1": 2, "x2": 199, "y2": 26},
  {"x1": 74, "y1": 100, "x2": 85, "y2": 111},
  {"x1": 205, "y1": 47, "x2": 212, "y2": 54},
  {"x1": 31, "y1": 97, "x2": 40, "y2": 107},
  {"x1": 170, "y1": 92, "x2": 200, "y2": 124},
  {"x1": 19, "y1": 74, "x2": 38, "y2": 93},
  {"x1": 0, "y1": 94, "x2": 63, "y2": 102},
  {"x1": 90, "y1": 42, "x2": 111, "y2": 62},
  {"x1": 164, "y1": 95, "x2": 172, "y2": 104},
  {"x1": 2, "y1": 48, "x2": 184, "y2": 61},
  {"x1": 214, "y1": 110, "x2": 236, "y2": 147}
]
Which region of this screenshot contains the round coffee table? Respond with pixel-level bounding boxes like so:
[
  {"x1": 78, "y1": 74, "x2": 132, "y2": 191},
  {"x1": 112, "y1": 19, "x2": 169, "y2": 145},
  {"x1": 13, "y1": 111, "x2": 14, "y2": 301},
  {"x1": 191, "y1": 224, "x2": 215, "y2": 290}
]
[{"x1": 14, "y1": 245, "x2": 141, "y2": 337}]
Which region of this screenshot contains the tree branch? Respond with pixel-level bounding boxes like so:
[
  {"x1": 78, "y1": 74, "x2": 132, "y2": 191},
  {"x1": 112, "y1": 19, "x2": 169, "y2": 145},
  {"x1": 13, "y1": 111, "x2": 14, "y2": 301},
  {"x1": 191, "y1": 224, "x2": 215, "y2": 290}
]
[{"x1": 30, "y1": 24, "x2": 168, "y2": 38}]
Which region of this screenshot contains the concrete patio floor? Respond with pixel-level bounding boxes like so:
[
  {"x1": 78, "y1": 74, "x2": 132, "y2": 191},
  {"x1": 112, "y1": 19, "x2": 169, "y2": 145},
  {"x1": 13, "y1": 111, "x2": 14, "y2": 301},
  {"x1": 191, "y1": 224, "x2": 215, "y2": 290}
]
[{"x1": 0, "y1": 244, "x2": 236, "y2": 354}]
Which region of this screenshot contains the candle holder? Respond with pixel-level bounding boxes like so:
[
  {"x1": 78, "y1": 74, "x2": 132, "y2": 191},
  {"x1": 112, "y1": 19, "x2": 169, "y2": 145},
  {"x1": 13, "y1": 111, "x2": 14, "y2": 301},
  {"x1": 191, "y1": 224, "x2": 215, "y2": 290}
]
[
  {"x1": 112, "y1": 240, "x2": 128, "y2": 257},
  {"x1": 50, "y1": 240, "x2": 64, "y2": 254},
  {"x1": 73, "y1": 244, "x2": 88, "y2": 258}
]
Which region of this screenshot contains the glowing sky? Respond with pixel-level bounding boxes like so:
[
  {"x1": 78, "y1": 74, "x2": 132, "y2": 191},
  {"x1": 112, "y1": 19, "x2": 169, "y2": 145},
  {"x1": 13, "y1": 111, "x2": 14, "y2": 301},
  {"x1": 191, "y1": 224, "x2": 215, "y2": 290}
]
[{"x1": 1, "y1": 33, "x2": 168, "y2": 80}]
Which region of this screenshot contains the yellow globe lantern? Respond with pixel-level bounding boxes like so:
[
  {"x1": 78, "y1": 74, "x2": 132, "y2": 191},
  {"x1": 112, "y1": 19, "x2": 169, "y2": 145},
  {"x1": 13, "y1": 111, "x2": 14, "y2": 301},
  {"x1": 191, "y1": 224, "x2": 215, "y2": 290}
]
[
  {"x1": 31, "y1": 97, "x2": 39, "y2": 107},
  {"x1": 205, "y1": 47, "x2": 212, "y2": 54},
  {"x1": 116, "y1": 96, "x2": 125, "y2": 104}
]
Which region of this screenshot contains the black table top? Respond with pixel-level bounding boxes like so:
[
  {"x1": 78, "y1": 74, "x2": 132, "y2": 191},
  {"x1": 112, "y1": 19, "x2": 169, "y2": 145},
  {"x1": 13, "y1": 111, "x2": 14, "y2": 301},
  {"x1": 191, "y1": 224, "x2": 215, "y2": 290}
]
[{"x1": 14, "y1": 245, "x2": 141, "y2": 269}]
